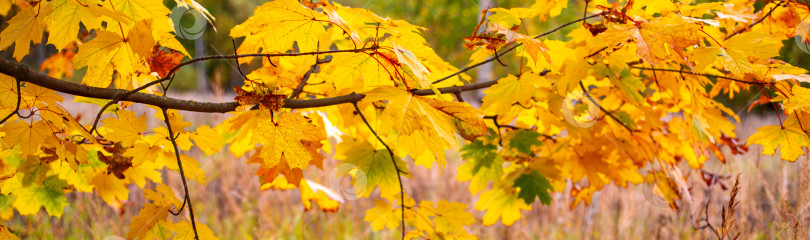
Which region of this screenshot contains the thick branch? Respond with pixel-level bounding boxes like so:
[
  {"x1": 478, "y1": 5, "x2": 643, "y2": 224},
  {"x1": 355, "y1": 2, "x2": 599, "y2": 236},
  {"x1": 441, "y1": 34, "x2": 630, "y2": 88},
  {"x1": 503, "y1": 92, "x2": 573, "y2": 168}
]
[{"x1": 0, "y1": 59, "x2": 499, "y2": 113}]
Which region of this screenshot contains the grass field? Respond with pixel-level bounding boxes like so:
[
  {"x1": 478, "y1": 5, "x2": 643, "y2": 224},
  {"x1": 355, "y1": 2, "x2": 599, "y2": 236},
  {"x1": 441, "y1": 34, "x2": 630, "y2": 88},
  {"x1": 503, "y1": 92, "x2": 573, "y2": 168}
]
[{"x1": 6, "y1": 92, "x2": 809, "y2": 240}]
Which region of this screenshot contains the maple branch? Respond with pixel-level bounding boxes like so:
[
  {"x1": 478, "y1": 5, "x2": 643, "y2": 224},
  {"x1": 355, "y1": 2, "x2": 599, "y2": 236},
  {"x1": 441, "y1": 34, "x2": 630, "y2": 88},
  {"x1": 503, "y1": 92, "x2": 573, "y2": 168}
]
[
  {"x1": 725, "y1": 1, "x2": 784, "y2": 40},
  {"x1": 578, "y1": 81, "x2": 636, "y2": 133},
  {"x1": 87, "y1": 47, "x2": 378, "y2": 134},
  {"x1": 161, "y1": 107, "x2": 199, "y2": 240},
  {"x1": 351, "y1": 102, "x2": 406, "y2": 239},
  {"x1": 432, "y1": 13, "x2": 603, "y2": 84},
  {"x1": 0, "y1": 59, "x2": 502, "y2": 113}
]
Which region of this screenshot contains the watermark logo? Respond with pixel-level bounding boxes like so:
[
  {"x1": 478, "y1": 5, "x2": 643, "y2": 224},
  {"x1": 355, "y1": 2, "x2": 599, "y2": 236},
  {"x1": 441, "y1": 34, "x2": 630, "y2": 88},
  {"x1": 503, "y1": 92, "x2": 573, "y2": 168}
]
[
  {"x1": 795, "y1": 19, "x2": 810, "y2": 54},
  {"x1": 328, "y1": 163, "x2": 368, "y2": 201},
  {"x1": 562, "y1": 90, "x2": 600, "y2": 128},
  {"x1": 170, "y1": 5, "x2": 208, "y2": 40}
]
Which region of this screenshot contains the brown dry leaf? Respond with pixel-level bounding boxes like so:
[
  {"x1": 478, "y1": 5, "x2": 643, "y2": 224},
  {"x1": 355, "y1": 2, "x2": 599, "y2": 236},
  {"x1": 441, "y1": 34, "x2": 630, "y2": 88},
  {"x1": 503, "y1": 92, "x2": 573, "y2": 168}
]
[
  {"x1": 147, "y1": 46, "x2": 185, "y2": 78},
  {"x1": 233, "y1": 86, "x2": 287, "y2": 112}
]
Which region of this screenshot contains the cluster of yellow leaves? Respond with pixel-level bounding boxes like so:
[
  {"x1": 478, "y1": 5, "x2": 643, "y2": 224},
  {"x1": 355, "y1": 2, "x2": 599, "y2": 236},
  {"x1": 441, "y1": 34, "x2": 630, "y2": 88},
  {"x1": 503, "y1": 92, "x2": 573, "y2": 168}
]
[
  {"x1": 364, "y1": 195, "x2": 476, "y2": 240},
  {"x1": 451, "y1": 0, "x2": 808, "y2": 227},
  {"x1": 1, "y1": 0, "x2": 809, "y2": 238},
  {"x1": 0, "y1": 0, "x2": 195, "y2": 90}
]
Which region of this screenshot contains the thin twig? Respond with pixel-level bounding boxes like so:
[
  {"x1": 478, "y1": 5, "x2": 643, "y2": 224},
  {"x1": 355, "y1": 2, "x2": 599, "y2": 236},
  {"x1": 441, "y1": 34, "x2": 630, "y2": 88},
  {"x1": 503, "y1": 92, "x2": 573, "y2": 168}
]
[
  {"x1": 161, "y1": 107, "x2": 199, "y2": 240},
  {"x1": 578, "y1": 81, "x2": 636, "y2": 133},
  {"x1": 351, "y1": 102, "x2": 406, "y2": 239},
  {"x1": 432, "y1": 14, "x2": 602, "y2": 84},
  {"x1": 232, "y1": 39, "x2": 252, "y2": 82},
  {"x1": 725, "y1": 1, "x2": 784, "y2": 40},
  {"x1": 290, "y1": 58, "x2": 329, "y2": 99},
  {"x1": 628, "y1": 66, "x2": 765, "y2": 85}
]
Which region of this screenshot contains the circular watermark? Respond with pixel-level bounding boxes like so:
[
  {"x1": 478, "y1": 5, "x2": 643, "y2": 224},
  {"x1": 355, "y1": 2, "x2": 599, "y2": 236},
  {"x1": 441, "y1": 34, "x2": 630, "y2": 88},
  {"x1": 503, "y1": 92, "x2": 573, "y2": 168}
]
[
  {"x1": 328, "y1": 163, "x2": 368, "y2": 201},
  {"x1": 562, "y1": 90, "x2": 600, "y2": 128},
  {"x1": 170, "y1": 5, "x2": 208, "y2": 40},
  {"x1": 794, "y1": 19, "x2": 810, "y2": 54}
]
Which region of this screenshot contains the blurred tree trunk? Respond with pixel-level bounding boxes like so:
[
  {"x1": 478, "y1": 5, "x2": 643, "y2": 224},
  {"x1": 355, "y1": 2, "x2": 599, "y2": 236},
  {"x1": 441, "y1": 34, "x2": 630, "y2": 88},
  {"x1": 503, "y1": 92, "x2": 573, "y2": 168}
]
[{"x1": 196, "y1": 38, "x2": 209, "y2": 93}]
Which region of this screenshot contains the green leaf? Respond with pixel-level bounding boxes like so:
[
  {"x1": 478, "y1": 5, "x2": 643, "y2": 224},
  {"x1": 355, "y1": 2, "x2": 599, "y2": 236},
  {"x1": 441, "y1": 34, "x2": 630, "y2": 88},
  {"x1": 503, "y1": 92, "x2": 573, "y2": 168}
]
[
  {"x1": 335, "y1": 138, "x2": 410, "y2": 200},
  {"x1": 508, "y1": 130, "x2": 543, "y2": 155},
  {"x1": 615, "y1": 68, "x2": 644, "y2": 103},
  {"x1": 1, "y1": 175, "x2": 69, "y2": 217},
  {"x1": 18, "y1": 156, "x2": 49, "y2": 186},
  {"x1": 615, "y1": 111, "x2": 637, "y2": 130},
  {"x1": 513, "y1": 170, "x2": 553, "y2": 205},
  {"x1": 461, "y1": 140, "x2": 498, "y2": 174},
  {"x1": 458, "y1": 139, "x2": 503, "y2": 194}
]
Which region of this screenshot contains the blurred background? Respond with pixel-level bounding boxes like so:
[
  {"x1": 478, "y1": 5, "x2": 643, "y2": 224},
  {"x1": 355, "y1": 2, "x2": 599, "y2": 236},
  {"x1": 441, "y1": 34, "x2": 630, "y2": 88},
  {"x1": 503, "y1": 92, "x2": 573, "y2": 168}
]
[{"x1": 1, "y1": 0, "x2": 810, "y2": 239}]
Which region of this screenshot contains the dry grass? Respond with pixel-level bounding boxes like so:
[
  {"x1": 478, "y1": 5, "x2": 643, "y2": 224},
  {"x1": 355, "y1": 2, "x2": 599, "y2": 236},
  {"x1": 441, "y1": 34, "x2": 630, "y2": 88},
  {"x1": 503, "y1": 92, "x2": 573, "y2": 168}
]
[{"x1": 7, "y1": 93, "x2": 810, "y2": 240}]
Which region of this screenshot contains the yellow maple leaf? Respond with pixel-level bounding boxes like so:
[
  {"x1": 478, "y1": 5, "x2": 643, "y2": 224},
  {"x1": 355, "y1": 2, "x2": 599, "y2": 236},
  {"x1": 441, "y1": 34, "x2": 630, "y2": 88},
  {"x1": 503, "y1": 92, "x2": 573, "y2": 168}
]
[
  {"x1": 481, "y1": 74, "x2": 545, "y2": 116},
  {"x1": 167, "y1": 221, "x2": 219, "y2": 240},
  {"x1": 189, "y1": 125, "x2": 223, "y2": 156},
  {"x1": 125, "y1": 142, "x2": 160, "y2": 166},
  {"x1": 126, "y1": 184, "x2": 182, "y2": 240},
  {"x1": 230, "y1": 0, "x2": 325, "y2": 59},
  {"x1": 101, "y1": 110, "x2": 148, "y2": 147},
  {"x1": 747, "y1": 123, "x2": 809, "y2": 161},
  {"x1": 0, "y1": 121, "x2": 52, "y2": 154},
  {"x1": 689, "y1": 32, "x2": 782, "y2": 76},
  {"x1": 111, "y1": 0, "x2": 170, "y2": 24},
  {"x1": 123, "y1": 160, "x2": 161, "y2": 188},
  {"x1": 46, "y1": 0, "x2": 130, "y2": 50},
  {"x1": 366, "y1": 86, "x2": 483, "y2": 143},
  {"x1": 431, "y1": 200, "x2": 475, "y2": 234},
  {"x1": 474, "y1": 187, "x2": 530, "y2": 226},
  {"x1": 595, "y1": 16, "x2": 702, "y2": 64},
  {"x1": 0, "y1": 4, "x2": 50, "y2": 60},
  {"x1": 364, "y1": 199, "x2": 401, "y2": 231},
  {"x1": 299, "y1": 179, "x2": 341, "y2": 212},
  {"x1": 162, "y1": 153, "x2": 207, "y2": 184},
  {"x1": 251, "y1": 112, "x2": 326, "y2": 170},
  {"x1": 91, "y1": 170, "x2": 130, "y2": 206},
  {"x1": 73, "y1": 22, "x2": 153, "y2": 88}
]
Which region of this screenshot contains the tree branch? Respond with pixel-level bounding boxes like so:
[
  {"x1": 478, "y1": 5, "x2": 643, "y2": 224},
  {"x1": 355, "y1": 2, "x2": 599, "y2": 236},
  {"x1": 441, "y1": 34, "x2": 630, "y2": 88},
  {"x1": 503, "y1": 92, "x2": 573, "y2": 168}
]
[{"x1": 0, "y1": 59, "x2": 499, "y2": 113}]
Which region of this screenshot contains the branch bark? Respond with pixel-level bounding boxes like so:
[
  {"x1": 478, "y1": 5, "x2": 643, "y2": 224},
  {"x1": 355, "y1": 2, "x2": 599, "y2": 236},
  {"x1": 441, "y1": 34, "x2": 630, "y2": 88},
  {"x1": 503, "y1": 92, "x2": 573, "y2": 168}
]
[{"x1": 0, "y1": 59, "x2": 499, "y2": 113}]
